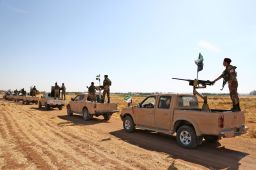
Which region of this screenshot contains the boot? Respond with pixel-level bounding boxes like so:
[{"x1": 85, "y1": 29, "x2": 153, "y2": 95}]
[
  {"x1": 231, "y1": 104, "x2": 235, "y2": 112},
  {"x1": 236, "y1": 103, "x2": 241, "y2": 111}
]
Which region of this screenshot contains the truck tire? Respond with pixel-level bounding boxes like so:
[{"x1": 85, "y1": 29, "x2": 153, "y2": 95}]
[
  {"x1": 39, "y1": 102, "x2": 42, "y2": 109},
  {"x1": 67, "y1": 105, "x2": 73, "y2": 116},
  {"x1": 204, "y1": 135, "x2": 219, "y2": 143},
  {"x1": 82, "y1": 108, "x2": 90, "y2": 121},
  {"x1": 123, "y1": 116, "x2": 135, "y2": 133},
  {"x1": 58, "y1": 106, "x2": 63, "y2": 110},
  {"x1": 46, "y1": 104, "x2": 50, "y2": 110},
  {"x1": 176, "y1": 125, "x2": 197, "y2": 149},
  {"x1": 103, "y1": 113, "x2": 111, "y2": 121}
]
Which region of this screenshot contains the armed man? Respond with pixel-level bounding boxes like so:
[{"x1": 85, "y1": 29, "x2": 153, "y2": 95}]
[
  {"x1": 54, "y1": 82, "x2": 60, "y2": 98},
  {"x1": 88, "y1": 82, "x2": 96, "y2": 102},
  {"x1": 212, "y1": 58, "x2": 240, "y2": 112},
  {"x1": 31, "y1": 86, "x2": 38, "y2": 96},
  {"x1": 61, "y1": 83, "x2": 66, "y2": 100},
  {"x1": 102, "y1": 75, "x2": 112, "y2": 103}
]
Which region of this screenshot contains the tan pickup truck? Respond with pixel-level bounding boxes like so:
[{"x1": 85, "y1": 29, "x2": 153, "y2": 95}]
[
  {"x1": 66, "y1": 94, "x2": 118, "y2": 121},
  {"x1": 38, "y1": 93, "x2": 65, "y2": 110},
  {"x1": 120, "y1": 94, "x2": 247, "y2": 149}
]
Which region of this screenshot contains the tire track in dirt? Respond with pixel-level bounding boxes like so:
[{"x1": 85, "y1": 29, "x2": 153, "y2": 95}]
[
  {"x1": 0, "y1": 112, "x2": 28, "y2": 169},
  {"x1": 20, "y1": 105, "x2": 154, "y2": 169},
  {"x1": 19, "y1": 108, "x2": 134, "y2": 169},
  {"x1": 8, "y1": 105, "x2": 129, "y2": 169},
  {"x1": 5, "y1": 107, "x2": 87, "y2": 169},
  {"x1": 1, "y1": 109, "x2": 52, "y2": 170},
  {"x1": 5, "y1": 110, "x2": 72, "y2": 169},
  {"x1": 42, "y1": 115, "x2": 170, "y2": 170}
]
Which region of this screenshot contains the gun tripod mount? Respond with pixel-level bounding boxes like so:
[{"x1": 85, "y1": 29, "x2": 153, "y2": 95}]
[{"x1": 172, "y1": 78, "x2": 213, "y2": 111}]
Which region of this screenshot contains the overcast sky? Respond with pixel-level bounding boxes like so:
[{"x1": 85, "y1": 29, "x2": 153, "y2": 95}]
[{"x1": 0, "y1": 0, "x2": 255, "y2": 93}]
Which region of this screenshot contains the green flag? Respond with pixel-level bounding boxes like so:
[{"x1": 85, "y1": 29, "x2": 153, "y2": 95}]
[
  {"x1": 124, "y1": 94, "x2": 132, "y2": 103},
  {"x1": 195, "y1": 53, "x2": 204, "y2": 72}
]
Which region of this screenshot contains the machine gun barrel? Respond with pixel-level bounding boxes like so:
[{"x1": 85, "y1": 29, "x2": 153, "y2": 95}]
[{"x1": 172, "y1": 78, "x2": 213, "y2": 87}]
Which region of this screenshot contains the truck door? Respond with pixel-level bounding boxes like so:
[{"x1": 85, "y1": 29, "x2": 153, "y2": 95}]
[
  {"x1": 71, "y1": 95, "x2": 84, "y2": 113},
  {"x1": 154, "y1": 96, "x2": 172, "y2": 130},
  {"x1": 133, "y1": 96, "x2": 156, "y2": 128}
]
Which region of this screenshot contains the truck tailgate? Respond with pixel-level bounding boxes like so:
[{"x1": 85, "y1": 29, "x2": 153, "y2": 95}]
[
  {"x1": 95, "y1": 103, "x2": 118, "y2": 113},
  {"x1": 223, "y1": 111, "x2": 245, "y2": 129}
]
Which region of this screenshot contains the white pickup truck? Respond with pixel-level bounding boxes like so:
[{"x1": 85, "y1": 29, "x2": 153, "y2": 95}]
[{"x1": 38, "y1": 93, "x2": 65, "y2": 110}]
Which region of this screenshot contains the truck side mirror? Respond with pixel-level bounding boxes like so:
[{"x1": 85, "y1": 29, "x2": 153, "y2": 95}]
[
  {"x1": 138, "y1": 103, "x2": 142, "y2": 108},
  {"x1": 71, "y1": 98, "x2": 74, "y2": 101}
]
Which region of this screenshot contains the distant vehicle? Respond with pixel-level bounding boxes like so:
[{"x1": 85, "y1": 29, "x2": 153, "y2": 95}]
[
  {"x1": 120, "y1": 93, "x2": 247, "y2": 149},
  {"x1": 22, "y1": 96, "x2": 39, "y2": 105},
  {"x1": 66, "y1": 94, "x2": 118, "y2": 121},
  {"x1": 39, "y1": 92, "x2": 65, "y2": 110}
]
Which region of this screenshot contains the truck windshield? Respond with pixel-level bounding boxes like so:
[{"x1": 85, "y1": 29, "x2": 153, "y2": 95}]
[{"x1": 178, "y1": 96, "x2": 198, "y2": 108}]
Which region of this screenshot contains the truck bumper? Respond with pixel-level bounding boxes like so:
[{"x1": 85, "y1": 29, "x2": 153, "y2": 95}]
[{"x1": 219, "y1": 125, "x2": 248, "y2": 138}]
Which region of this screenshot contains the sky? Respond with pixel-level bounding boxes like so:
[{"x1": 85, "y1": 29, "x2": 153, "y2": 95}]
[{"x1": 0, "y1": 0, "x2": 255, "y2": 94}]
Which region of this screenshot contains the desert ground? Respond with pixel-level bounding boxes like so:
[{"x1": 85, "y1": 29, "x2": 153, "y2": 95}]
[{"x1": 0, "y1": 93, "x2": 256, "y2": 170}]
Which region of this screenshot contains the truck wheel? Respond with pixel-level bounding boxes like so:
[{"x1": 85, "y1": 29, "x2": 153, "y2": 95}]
[
  {"x1": 204, "y1": 135, "x2": 219, "y2": 143},
  {"x1": 82, "y1": 108, "x2": 90, "y2": 121},
  {"x1": 46, "y1": 104, "x2": 50, "y2": 110},
  {"x1": 123, "y1": 116, "x2": 135, "y2": 133},
  {"x1": 176, "y1": 125, "x2": 197, "y2": 149},
  {"x1": 67, "y1": 105, "x2": 73, "y2": 116},
  {"x1": 103, "y1": 113, "x2": 111, "y2": 121},
  {"x1": 39, "y1": 102, "x2": 42, "y2": 109},
  {"x1": 58, "y1": 106, "x2": 63, "y2": 110}
]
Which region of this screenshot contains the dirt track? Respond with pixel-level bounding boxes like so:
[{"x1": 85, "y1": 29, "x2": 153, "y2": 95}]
[{"x1": 0, "y1": 97, "x2": 256, "y2": 170}]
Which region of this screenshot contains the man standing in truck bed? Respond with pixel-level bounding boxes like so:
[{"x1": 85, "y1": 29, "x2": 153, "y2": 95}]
[
  {"x1": 212, "y1": 58, "x2": 240, "y2": 111},
  {"x1": 103, "y1": 75, "x2": 112, "y2": 103},
  {"x1": 61, "y1": 83, "x2": 66, "y2": 100},
  {"x1": 88, "y1": 82, "x2": 96, "y2": 102}
]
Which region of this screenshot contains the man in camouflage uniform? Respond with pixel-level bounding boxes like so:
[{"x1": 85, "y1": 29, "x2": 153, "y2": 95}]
[
  {"x1": 30, "y1": 86, "x2": 37, "y2": 96},
  {"x1": 88, "y1": 82, "x2": 96, "y2": 102},
  {"x1": 54, "y1": 82, "x2": 60, "y2": 98},
  {"x1": 102, "y1": 75, "x2": 111, "y2": 103},
  {"x1": 212, "y1": 58, "x2": 240, "y2": 111},
  {"x1": 61, "y1": 83, "x2": 66, "y2": 100}
]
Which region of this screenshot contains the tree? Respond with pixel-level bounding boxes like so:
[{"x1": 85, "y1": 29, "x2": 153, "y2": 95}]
[{"x1": 249, "y1": 90, "x2": 256, "y2": 95}]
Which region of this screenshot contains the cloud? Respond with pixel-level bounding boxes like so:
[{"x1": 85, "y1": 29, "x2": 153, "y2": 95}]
[{"x1": 198, "y1": 40, "x2": 221, "y2": 53}]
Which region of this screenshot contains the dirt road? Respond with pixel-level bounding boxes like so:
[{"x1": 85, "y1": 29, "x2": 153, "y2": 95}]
[{"x1": 0, "y1": 98, "x2": 256, "y2": 170}]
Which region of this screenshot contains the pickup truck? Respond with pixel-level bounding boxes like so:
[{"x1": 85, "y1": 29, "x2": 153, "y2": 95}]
[
  {"x1": 13, "y1": 95, "x2": 25, "y2": 103},
  {"x1": 120, "y1": 94, "x2": 247, "y2": 149},
  {"x1": 66, "y1": 94, "x2": 118, "y2": 121},
  {"x1": 38, "y1": 93, "x2": 65, "y2": 110},
  {"x1": 22, "y1": 96, "x2": 39, "y2": 105}
]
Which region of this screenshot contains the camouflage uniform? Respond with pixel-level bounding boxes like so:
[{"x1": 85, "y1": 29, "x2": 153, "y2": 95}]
[
  {"x1": 103, "y1": 77, "x2": 111, "y2": 103},
  {"x1": 61, "y1": 84, "x2": 66, "y2": 100},
  {"x1": 88, "y1": 85, "x2": 96, "y2": 102},
  {"x1": 221, "y1": 65, "x2": 240, "y2": 109},
  {"x1": 54, "y1": 84, "x2": 60, "y2": 98}
]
